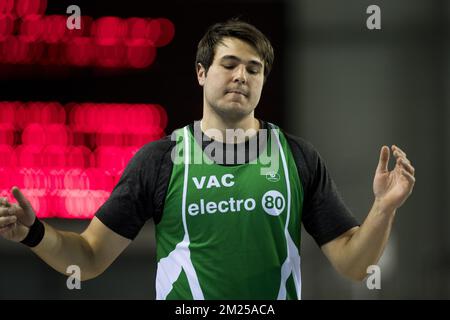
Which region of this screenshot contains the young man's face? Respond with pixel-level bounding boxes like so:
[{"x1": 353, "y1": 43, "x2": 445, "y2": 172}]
[{"x1": 197, "y1": 37, "x2": 265, "y2": 122}]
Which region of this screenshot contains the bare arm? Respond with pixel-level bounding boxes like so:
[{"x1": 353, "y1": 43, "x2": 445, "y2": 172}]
[
  {"x1": 321, "y1": 201, "x2": 395, "y2": 281},
  {"x1": 321, "y1": 145, "x2": 415, "y2": 281},
  {"x1": 0, "y1": 187, "x2": 131, "y2": 281},
  {"x1": 32, "y1": 217, "x2": 131, "y2": 280}
]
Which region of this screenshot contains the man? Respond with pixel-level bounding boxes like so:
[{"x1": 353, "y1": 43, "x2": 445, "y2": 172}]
[{"x1": 0, "y1": 19, "x2": 415, "y2": 299}]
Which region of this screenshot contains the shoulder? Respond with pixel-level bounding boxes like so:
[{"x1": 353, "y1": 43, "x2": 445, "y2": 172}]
[
  {"x1": 264, "y1": 121, "x2": 318, "y2": 159},
  {"x1": 272, "y1": 125, "x2": 325, "y2": 197},
  {"x1": 278, "y1": 128, "x2": 321, "y2": 171},
  {"x1": 127, "y1": 134, "x2": 176, "y2": 170},
  {"x1": 284, "y1": 132, "x2": 316, "y2": 152},
  {"x1": 118, "y1": 133, "x2": 176, "y2": 186},
  {"x1": 134, "y1": 135, "x2": 175, "y2": 159},
  {"x1": 261, "y1": 120, "x2": 321, "y2": 173}
]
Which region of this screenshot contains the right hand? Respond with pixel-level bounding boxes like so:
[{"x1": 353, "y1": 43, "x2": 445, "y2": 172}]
[{"x1": 0, "y1": 187, "x2": 37, "y2": 242}]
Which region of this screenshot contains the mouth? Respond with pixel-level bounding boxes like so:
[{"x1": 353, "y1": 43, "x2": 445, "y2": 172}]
[{"x1": 226, "y1": 89, "x2": 248, "y2": 97}]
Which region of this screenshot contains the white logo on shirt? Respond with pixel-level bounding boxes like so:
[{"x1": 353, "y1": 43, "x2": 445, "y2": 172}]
[
  {"x1": 265, "y1": 172, "x2": 280, "y2": 182},
  {"x1": 262, "y1": 190, "x2": 285, "y2": 216},
  {"x1": 192, "y1": 174, "x2": 235, "y2": 189}
]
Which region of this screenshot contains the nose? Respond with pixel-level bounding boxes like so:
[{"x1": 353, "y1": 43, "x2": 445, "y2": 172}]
[{"x1": 232, "y1": 65, "x2": 247, "y2": 84}]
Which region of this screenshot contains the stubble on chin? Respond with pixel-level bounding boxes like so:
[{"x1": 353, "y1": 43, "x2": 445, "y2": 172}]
[{"x1": 210, "y1": 101, "x2": 255, "y2": 122}]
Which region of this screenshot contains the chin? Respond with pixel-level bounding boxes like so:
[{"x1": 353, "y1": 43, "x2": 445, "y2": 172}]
[{"x1": 213, "y1": 103, "x2": 252, "y2": 119}]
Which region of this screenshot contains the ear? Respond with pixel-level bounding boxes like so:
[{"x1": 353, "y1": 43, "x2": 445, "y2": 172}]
[{"x1": 196, "y1": 63, "x2": 206, "y2": 86}]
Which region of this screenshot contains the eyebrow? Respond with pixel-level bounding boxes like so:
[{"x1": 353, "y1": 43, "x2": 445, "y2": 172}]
[{"x1": 219, "y1": 55, "x2": 263, "y2": 68}]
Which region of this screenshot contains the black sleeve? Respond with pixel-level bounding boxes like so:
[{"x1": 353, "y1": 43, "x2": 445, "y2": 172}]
[
  {"x1": 284, "y1": 132, "x2": 360, "y2": 247},
  {"x1": 95, "y1": 136, "x2": 174, "y2": 240}
]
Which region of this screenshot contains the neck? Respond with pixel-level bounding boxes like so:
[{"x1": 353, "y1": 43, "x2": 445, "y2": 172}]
[{"x1": 201, "y1": 112, "x2": 260, "y2": 144}]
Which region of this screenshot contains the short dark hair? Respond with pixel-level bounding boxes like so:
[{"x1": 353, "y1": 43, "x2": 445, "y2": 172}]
[{"x1": 195, "y1": 19, "x2": 274, "y2": 81}]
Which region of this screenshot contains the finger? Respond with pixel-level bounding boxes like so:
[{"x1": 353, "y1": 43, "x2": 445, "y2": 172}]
[
  {"x1": 11, "y1": 187, "x2": 33, "y2": 211},
  {"x1": 0, "y1": 215, "x2": 16, "y2": 228},
  {"x1": 401, "y1": 169, "x2": 416, "y2": 185},
  {"x1": 393, "y1": 149, "x2": 411, "y2": 163},
  {"x1": 393, "y1": 150, "x2": 407, "y2": 161},
  {"x1": 0, "y1": 207, "x2": 11, "y2": 217},
  {"x1": 392, "y1": 148, "x2": 407, "y2": 160},
  {"x1": 8, "y1": 203, "x2": 25, "y2": 216},
  {"x1": 377, "y1": 145, "x2": 390, "y2": 173},
  {"x1": 397, "y1": 158, "x2": 415, "y2": 175},
  {"x1": 392, "y1": 145, "x2": 407, "y2": 158},
  {"x1": 398, "y1": 156, "x2": 411, "y2": 166},
  {"x1": 393, "y1": 151, "x2": 413, "y2": 173}
]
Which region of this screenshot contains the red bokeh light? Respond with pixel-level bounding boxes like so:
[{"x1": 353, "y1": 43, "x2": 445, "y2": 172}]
[
  {"x1": 0, "y1": 7, "x2": 174, "y2": 69},
  {"x1": 92, "y1": 16, "x2": 127, "y2": 46},
  {"x1": 22, "y1": 123, "x2": 45, "y2": 145},
  {"x1": 0, "y1": 144, "x2": 15, "y2": 167},
  {"x1": 1, "y1": 35, "x2": 28, "y2": 63},
  {"x1": 126, "y1": 39, "x2": 156, "y2": 68},
  {"x1": 15, "y1": 144, "x2": 43, "y2": 167},
  {"x1": 63, "y1": 15, "x2": 93, "y2": 39},
  {"x1": 0, "y1": 0, "x2": 15, "y2": 14},
  {"x1": 20, "y1": 14, "x2": 42, "y2": 41},
  {"x1": 66, "y1": 146, "x2": 93, "y2": 168},
  {"x1": 155, "y1": 104, "x2": 168, "y2": 129},
  {"x1": 0, "y1": 13, "x2": 14, "y2": 40},
  {"x1": 149, "y1": 18, "x2": 175, "y2": 47},
  {"x1": 126, "y1": 17, "x2": 149, "y2": 40},
  {"x1": 15, "y1": 0, "x2": 47, "y2": 18},
  {"x1": 41, "y1": 15, "x2": 66, "y2": 43},
  {"x1": 0, "y1": 123, "x2": 14, "y2": 145},
  {"x1": 95, "y1": 43, "x2": 126, "y2": 68},
  {"x1": 42, "y1": 145, "x2": 67, "y2": 167},
  {"x1": 47, "y1": 124, "x2": 70, "y2": 145},
  {"x1": 45, "y1": 42, "x2": 65, "y2": 65},
  {"x1": 17, "y1": 101, "x2": 65, "y2": 129},
  {"x1": 1, "y1": 100, "x2": 168, "y2": 219},
  {"x1": 0, "y1": 101, "x2": 19, "y2": 127},
  {"x1": 0, "y1": 167, "x2": 11, "y2": 189},
  {"x1": 94, "y1": 146, "x2": 126, "y2": 172},
  {"x1": 65, "y1": 37, "x2": 94, "y2": 66}
]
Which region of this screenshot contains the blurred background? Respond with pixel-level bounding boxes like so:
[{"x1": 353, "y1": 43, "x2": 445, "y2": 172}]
[{"x1": 0, "y1": 0, "x2": 448, "y2": 299}]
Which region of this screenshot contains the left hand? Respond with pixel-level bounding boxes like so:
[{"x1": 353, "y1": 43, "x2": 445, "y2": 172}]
[{"x1": 373, "y1": 145, "x2": 415, "y2": 213}]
